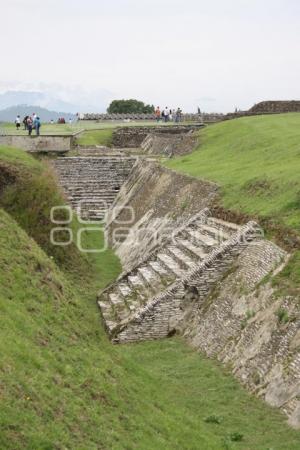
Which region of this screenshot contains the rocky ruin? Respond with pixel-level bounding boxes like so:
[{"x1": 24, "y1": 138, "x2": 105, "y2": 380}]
[{"x1": 52, "y1": 139, "x2": 300, "y2": 428}]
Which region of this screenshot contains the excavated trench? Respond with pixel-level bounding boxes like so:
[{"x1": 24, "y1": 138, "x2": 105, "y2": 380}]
[{"x1": 51, "y1": 141, "x2": 300, "y2": 429}]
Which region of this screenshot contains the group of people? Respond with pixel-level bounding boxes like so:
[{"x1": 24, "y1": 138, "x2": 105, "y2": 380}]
[
  {"x1": 155, "y1": 106, "x2": 182, "y2": 123},
  {"x1": 15, "y1": 114, "x2": 41, "y2": 136}
]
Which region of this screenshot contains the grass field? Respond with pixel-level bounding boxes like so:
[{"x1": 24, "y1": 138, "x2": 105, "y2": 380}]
[
  {"x1": 166, "y1": 113, "x2": 300, "y2": 230},
  {"x1": 1, "y1": 146, "x2": 300, "y2": 449},
  {"x1": 0, "y1": 120, "x2": 184, "y2": 136},
  {"x1": 76, "y1": 128, "x2": 114, "y2": 146}
]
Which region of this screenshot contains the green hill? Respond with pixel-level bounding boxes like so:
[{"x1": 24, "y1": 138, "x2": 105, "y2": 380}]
[{"x1": 1, "y1": 146, "x2": 300, "y2": 449}]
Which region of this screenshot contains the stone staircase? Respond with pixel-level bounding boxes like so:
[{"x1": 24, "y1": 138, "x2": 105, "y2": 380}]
[
  {"x1": 97, "y1": 211, "x2": 258, "y2": 343},
  {"x1": 53, "y1": 156, "x2": 136, "y2": 220}
]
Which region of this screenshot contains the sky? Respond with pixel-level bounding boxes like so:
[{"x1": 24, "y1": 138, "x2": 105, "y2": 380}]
[{"x1": 1, "y1": 0, "x2": 300, "y2": 112}]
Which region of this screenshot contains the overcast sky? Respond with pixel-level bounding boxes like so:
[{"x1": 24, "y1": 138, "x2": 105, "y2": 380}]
[{"x1": 1, "y1": 0, "x2": 300, "y2": 112}]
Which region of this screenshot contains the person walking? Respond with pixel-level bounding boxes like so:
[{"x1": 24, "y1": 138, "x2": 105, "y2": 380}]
[
  {"x1": 155, "y1": 106, "x2": 161, "y2": 122},
  {"x1": 27, "y1": 116, "x2": 33, "y2": 136},
  {"x1": 34, "y1": 116, "x2": 41, "y2": 136},
  {"x1": 15, "y1": 115, "x2": 21, "y2": 130}
]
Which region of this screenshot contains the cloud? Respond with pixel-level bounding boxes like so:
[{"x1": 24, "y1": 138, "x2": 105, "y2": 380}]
[{"x1": 1, "y1": 1, "x2": 300, "y2": 113}]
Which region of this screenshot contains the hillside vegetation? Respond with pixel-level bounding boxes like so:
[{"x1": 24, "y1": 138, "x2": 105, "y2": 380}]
[
  {"x1": 167, "y1": 113, "x2": 300, "y2": 230},
  {"x1": 76, "y1": 128, "x2": 113, "y2": 147},
  {"x1": 1, "y1": 146, "x2": 300, "y2": 449},
  {"x1": 166, "y1": 113, "x2": 300, "y2": 292}
]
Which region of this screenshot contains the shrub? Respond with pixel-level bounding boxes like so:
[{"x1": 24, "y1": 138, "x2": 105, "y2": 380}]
[
  {"x1": 276, "y1": 307, "x2": 290, "y2": 324},
  {"x1": 204, "y1": 414, "x2": 223, "y2": 424}
]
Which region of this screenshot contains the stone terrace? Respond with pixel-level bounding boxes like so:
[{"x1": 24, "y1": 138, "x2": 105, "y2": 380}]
[
  {"x1": 97, "y1": 210, "x2": 257, "y2": 343},
  {"x1": 53, "y1": 156, "x2": 136, "y2": 221}
]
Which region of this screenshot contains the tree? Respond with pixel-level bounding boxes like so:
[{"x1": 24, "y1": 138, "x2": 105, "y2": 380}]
[{"x1": 107, "y1": 99, "x2": 154, "y2": 114}]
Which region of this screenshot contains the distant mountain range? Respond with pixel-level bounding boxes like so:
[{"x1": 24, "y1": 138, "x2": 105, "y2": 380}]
[
  {"x1": 0, "y1": 105, "x2": 76, "y2": 122},
  {"x1": 0, "y1": 90, "x2": 80, "y2": 114}
]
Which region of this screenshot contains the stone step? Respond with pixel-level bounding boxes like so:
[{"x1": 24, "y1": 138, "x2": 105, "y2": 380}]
[
  {"x1": 166, "y1": 246, "x2": 195, "y2": 269},
  {"x1": 109, "y1": 293, "x2": 124, "y2": 306},
  {"x1": 128, "y1": 274, "x2": 145, "y2": 290},
  {"x1": 176, "y1": 239, "x2": 207, "y2": 259},
  {"x1": 137, "y1": 266, "x2": 160, "y2": 284},
  {"x1": 187, "y1": 228, "x2": 219, "y2": 248},
  {"x1": 117, "y1": 283, "x2": 132, "y2": 298},
  {"x1": 148, "y1": 261, "x2": 172, "y2": 278},
  {"x1": 206, "y1": 217, "x2": 241, "y2": 234},
  {"x1": 197, "y1": 223, "x2": 230, "y2": 241},
  {"x1": 156, "y1": 253, "x2": 184, "y2": 277}
]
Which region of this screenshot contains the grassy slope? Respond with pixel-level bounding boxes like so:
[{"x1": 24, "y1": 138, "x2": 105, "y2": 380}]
[
  {"x1": 1, "y1": 146, "x2": 300, "y2": 449},
  {"x1": 76, "y1": 129, "x2": 114, "y2": 147},
  {"x1": 166, "y1": 113, "x2": 300, "y2": 291},
  {"x1": 0, "y1": 146, "x2": 83, "y2": 271},
  {"x1": 166, "y1": 113, "x2": 300, "y2": 230}
]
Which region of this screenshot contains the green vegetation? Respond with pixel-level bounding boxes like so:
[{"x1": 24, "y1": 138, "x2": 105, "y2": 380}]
[
  {"x1": 1, "y1": 146, "x2": 300, "y2": 449},
  {"x1": 166, "y1": 113, "x2": 300, "y2": 230},
  {"x1": 76, "y1": 128, "x2": 113, "y2": 147},
  {"x1": 276, "y1": 307, "x2": 290, "y2": 324},
  {"x1": 166, "y1": 113, "x2": 300, "y2": 292},
  {"x1": 0, "y1": 146, "x2": 82, "y2": 271},
  {"x1": 107, "y1": 99, "x2": 154, "y2": 114}
]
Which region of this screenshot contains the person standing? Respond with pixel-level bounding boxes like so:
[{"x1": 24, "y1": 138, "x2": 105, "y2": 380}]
[
  {"x1": 34, "y1": 116, "x2": 41, "y2": 136},
  {"x1": 164, "y1": 107, "x2": 169, "y2": 122},
  {"x1": 15, "y1": 115, "x2": 21, "y2": 130},
  {"x1": 27, "y1": 116, "x2": 33, "y2": 136},
  {"x1": 175, "y1": 107, "x2": 182, "y2": 123},
  {"x1": 23, "y1": 115, "x2": 29, "y2": 130},
  {"x1": 155, "y1": 106, "x2": 161, "y2": 122}
]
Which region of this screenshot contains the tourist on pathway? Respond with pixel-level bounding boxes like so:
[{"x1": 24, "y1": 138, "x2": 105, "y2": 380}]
[
  {"x1": 155, "y1": 106, "x2": 161, "y2": 122},
  {"x1": 175, "y1": 107, "x2": 182, "y2": 122},
  {"x1": 33, "y1": 116, "x2": 41, "y2": 136},
  {"x1": 15, "y1": 115, "x2": 21, "y2": 130},
  {"x1": 27, "y1": 117, "x2": 33, "y2": 136},
  {"x1": 164, "y1": 107, "x2": 169, "y2": 122},
  {"x1": 23, "y1": 115, "x2": 29, "y2": 130}
]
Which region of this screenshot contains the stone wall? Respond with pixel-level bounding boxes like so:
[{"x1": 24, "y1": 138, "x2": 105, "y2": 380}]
[
  {"x1": 141, "y1": 133, "x2": 198, "y2": 157},
  {"x1": 116, "y1": 222, "x2": 260, "y2": 343},
  {"x1": 105, "y1": 160, "x2": 218, "y2": 272},
  {"x1": 111, "y1": 125, "x2": 203, "y2": 148},
  {"x1": 181, "y1": 239, "x2": 300, "y2": 427},
  {"x1": 249, "y1": 100, "x2": 300, "y2": 114},
  {"x1": 0, "y1": 135, "x2": 72, "y2": 153}
]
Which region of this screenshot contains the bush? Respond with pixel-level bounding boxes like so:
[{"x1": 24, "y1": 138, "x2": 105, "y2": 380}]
[
  {"x1": 276, "y1": 307, "x2": 290, "y2": 324},
  {"x1": 204, "y1": 414, "x2": 223, "y2": 424}
]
